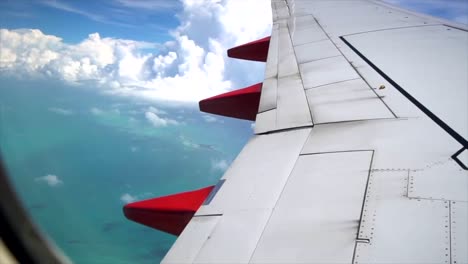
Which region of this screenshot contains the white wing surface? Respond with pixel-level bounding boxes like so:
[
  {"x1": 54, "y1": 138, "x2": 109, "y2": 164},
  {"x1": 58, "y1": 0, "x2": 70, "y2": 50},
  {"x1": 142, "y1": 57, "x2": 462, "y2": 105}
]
[{"x1": 162, "y1": 1, "x2": 468, "y2": 263}]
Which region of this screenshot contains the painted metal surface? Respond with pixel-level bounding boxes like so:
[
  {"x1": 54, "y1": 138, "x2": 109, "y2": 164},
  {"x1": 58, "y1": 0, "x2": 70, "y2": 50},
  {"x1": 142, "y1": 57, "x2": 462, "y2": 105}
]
[
  {"x1": 161, "y1": 216, "x2": 220, "y2": 264},
  {"x1": 123, "y1": 186, "x2": 214, "y2": 236},
  {"x1": 196, "y1": 128, "x2": 311, "y2": 215},
  {"x1": 355, "y1": 170, "x2": 451, "y2": 264},
  {"x1": 276, "y1": 75, "x2": 312, "y2": 129},
  {"x1": 258, "y1": 77, "x2": 277, "y2": 113},
  {"x1": 299, "y1": 56, "x2": 359, "y2": 89},
  {"x1": 451, "y1": 201, "x2": 468, "y2": 264},
  {"x1": 193, "y1": 210, "x2": 271, "y2": 264},
  {"x1": 264, "y1": 24, "x2": 279, "y2": 80},
  {"x1": 253, "y1": 108, "x2": 276, "y2": 134},
  {"x1": 305, "y1": 78, "x2": 394, "y2": 124},
  {"x1": 409, "y1": 160, "x2": 468, "y2": 202},
  {"x1": 293, "y1": 0, "x2": 438, "y2": 38},
  {"x1": 344, "y1": 25, "x2": 468, "y2": 146},
  {"x1": 251, "y1": 151, "x2": 372, "y2": 264},
  {"x1": 199, "y1": 83, "x2": 261, "y2": 121},
  {"x1": 295, "y1": 39, "x2": 341, "y2": 64},
  {"x1": 277, "y1": 25, "x2": 299, "y2": 78},
  {"x1": 290, "y1": 20, "x2": 328, "y2": 46},
  {"x1": 301, "y1": 118, "x2": 461, "y2": 170},
  {"x1": 227, "y1": 36, "x2": 270, "y2": 62}
]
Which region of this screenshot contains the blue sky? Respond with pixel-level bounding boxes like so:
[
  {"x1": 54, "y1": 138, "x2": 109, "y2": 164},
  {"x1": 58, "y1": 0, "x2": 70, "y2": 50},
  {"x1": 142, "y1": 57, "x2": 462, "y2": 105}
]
[
  {"x1": 0, "y1": 0, "x2": 466, "y2": 104},
  {"x1": 0, "y1": 0, "x2": 182, "y2": 43},
  {"x1": 1, "y1": 0, "x2": 466, "y2": 44}
]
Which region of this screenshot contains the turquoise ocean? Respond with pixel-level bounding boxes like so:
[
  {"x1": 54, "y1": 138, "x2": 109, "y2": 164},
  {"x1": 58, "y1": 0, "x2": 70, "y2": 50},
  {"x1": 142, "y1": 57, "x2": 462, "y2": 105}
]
[{"x1": 0, "y1": 76, "x2": 252, "y2": 263}]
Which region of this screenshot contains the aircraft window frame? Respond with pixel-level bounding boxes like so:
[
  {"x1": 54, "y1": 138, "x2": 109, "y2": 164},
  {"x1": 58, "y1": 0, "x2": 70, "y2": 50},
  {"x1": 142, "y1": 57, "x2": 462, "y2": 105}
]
[{"x1": 0, "y1": 156, "x2": 70, "y2": 264}]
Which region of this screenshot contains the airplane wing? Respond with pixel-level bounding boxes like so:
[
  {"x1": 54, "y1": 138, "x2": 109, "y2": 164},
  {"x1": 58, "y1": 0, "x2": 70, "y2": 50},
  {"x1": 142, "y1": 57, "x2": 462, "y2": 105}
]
[{"x1": 123, "y1": 1, "x2": 468, "y2": 263}]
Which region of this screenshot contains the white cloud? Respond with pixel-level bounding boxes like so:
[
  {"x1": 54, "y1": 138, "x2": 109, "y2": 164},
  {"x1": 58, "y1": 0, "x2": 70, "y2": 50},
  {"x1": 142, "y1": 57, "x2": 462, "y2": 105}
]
[
  {"x1": 48, "y1": 107, "x2": 73, "y2": 115},
  {"x1": 203, "y1": 115, "x2": 218, "y2": 123},
  {"x1": 120, "y1": 193, "x2": 137, "y2": 203},
  {"x1": 120, "y1": 192, "x2": 154, "y2": 203},
  {"x1": 0, "y1": 0, "x2": 272, "y2": 103},
  {"x1": 211, "y1": 159, "x2": 229, "y2": 172},
  {"x1": 90, "y1": 107, "x2": 104, "y2": 115},
  {"x1": 179, "y1": 135, "x2": 200, "y2": 149},
  {"x1": 2, "y1": 0, "x2": 466, "y2": 105},
  {"x1": 35, "y1": 174, "x2": 63, "y2": 187},
  {"x1": 147, "y1": 106, "x2": 167, "y2": 115},
  {"x1": 145, "y1": 111, "x2": 178, "y2": 127}
]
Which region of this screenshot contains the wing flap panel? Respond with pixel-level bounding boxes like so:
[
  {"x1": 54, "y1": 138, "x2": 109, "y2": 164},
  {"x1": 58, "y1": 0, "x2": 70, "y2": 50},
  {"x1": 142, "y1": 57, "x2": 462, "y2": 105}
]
[
  {"x1": 305, "y1": 78, "x2": 394, "y2": 124},
  {"x1": 250, "y1": 151, "x2": 372, "y2": 263},
  {"x1": 276, "y1": 75, "x2": 312, "y2": 129},
  {"x1": 162, "y1": 216, "x2": 220, "y2": 264},
  {"x1": 193, "y1": 210, "x2": 271, "y2": 264},
  {"x1": 299, "y1": 56, "x2": 359, "y2": 89},
  {"x1": 196, "y1": 128, "x2": 311, "y2": 215},
  {"x1": 277, "y1": 24, "x2": 299, "y2": 78},
  {"x1": 295, "y1": 39, "x2": 341, "y2": 64},
  {"x1": 258, "y1": 77, "x2": 277, "y2": 113},
  {"x1": 254, "y1": 108, "x2": 276, "y2": 134},
  {"x1": 290, "y1": 21, "x2": 328, "y2": 46}
]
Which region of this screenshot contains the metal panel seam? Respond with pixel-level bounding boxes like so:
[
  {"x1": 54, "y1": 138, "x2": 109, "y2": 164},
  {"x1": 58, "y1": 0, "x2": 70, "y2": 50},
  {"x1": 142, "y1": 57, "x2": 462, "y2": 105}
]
[
  {"x1": 304, "y1": 77, "x2": 361, "y2": 90},
  {"x1": 247, "y1": 128, "x2": 311, "y2": 263},
  {"x1": 313, "y1": 117, "x2": 397, "y2": 126},
  {"x1": 285, "y1": 17, "x2": 315, "y2": 125},
  {"x1": 301, "y1": 149, "x2": 375, "y2": 156},
  {"x1": 352, "y1": 151, "x2": 378, "y2": 264},
  {"x1": 256, "y1": 124, "x2": 313, "y2": 135},
  {"x1": 191, "y1": 215, "x2": 224, "y2": 262},
  {"x1": 449, "y1": 201, "x2": 452, "y2": 264},
  {"x1": 341, "y1": 23, "x2": 441, "y2": 38},
  {"x1": 308, "y1": 15, "x2": 397, "y2": 118}
]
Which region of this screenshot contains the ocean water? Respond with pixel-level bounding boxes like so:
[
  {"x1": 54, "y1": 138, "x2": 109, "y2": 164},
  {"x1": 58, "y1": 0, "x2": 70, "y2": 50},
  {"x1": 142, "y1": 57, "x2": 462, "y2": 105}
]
[{"x1": 0, "y1": 76, "x2": 252, "y2": 263}]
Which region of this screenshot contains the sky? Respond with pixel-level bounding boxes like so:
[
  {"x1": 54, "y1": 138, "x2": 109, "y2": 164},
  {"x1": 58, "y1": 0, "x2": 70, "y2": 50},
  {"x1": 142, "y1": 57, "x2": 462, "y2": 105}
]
[
  {"x1": 0, "y1": 0, "x2": 272, "y2": 104},
  {"x1": 1, "y1": 0, "x2": 467, "y2": 105}
]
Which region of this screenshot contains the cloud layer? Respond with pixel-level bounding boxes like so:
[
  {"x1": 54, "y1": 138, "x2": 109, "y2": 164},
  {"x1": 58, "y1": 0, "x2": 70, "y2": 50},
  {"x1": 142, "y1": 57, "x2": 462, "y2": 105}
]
[{"x1": 0, "y1": 0, "x2": 272, "y2": 103}]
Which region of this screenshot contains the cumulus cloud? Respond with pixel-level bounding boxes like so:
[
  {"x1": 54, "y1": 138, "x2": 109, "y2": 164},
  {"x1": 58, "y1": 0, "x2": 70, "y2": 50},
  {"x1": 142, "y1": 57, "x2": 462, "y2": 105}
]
[
  {"x1": 0, "y1": 0, "x2": 272, "y2": 103},
  {"x1": 211, "y1": 159, "x2": 229, "y2": 172},
  {"x1": 120, "y1": 193, "x2": 137, "y2": 203},
  {"x1": 203, "y1": 115, "x2": 218, "y2": 123},
  {"x1": 179, "y1": 135, "x2": 200, "y2": 149},
  {"x1": 120, "y1": 192, "x2": 154, "y2": 203},
  {"x1": 90, "y1": 107, "x2": 104, "y2": 115},
  {"x1": 48, "y1": 107, "x2": 73, "y2": 115},
  {"x1": 147, "y1": 106, "x2": 167, "y2": 115},
  {"x1": 35, "y1": 174, "x2": 63, "y2": 187},
  {"x1": 145, "y1": 111, "x2": 178, "y2": 127}
]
